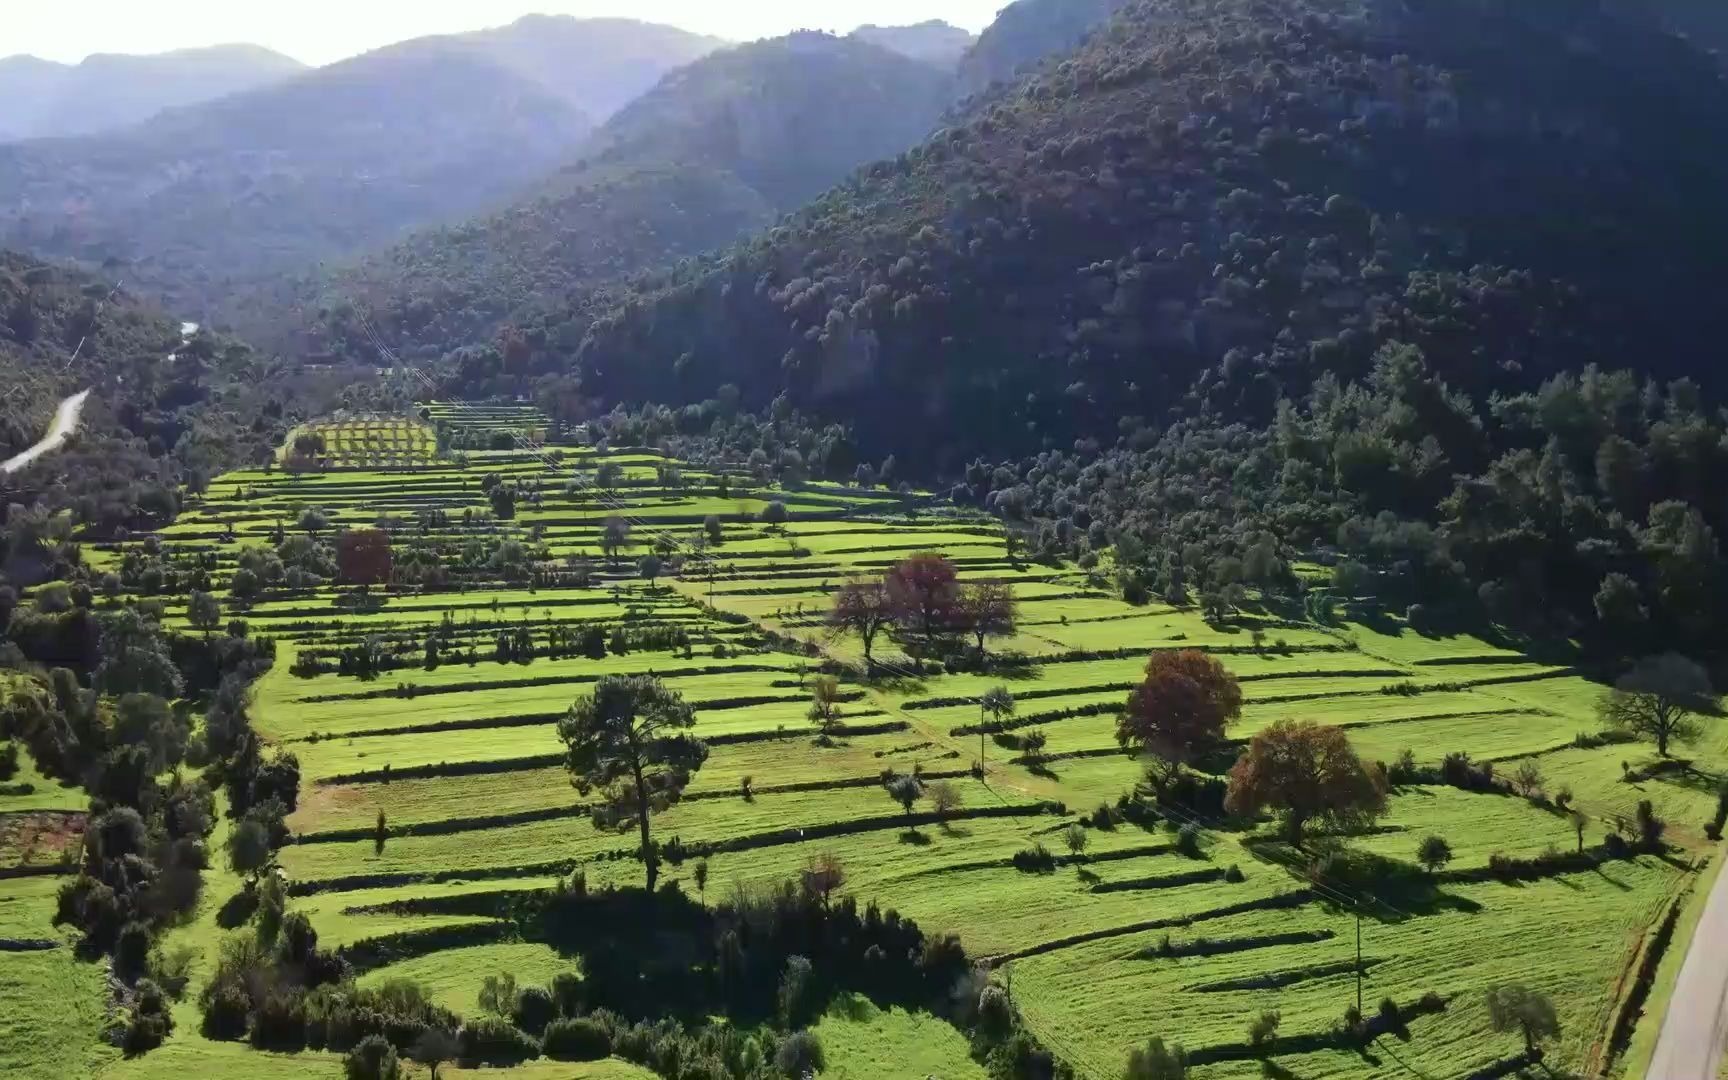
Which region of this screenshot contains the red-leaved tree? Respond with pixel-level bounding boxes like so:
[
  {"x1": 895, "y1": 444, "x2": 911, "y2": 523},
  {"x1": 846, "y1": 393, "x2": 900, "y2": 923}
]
[
  {"x1": 885, "y1": 552, "x2": 960, "y2": 656},
  {"x1": 1117, "y1": 649, "x2": 1242, "y2": 796}
]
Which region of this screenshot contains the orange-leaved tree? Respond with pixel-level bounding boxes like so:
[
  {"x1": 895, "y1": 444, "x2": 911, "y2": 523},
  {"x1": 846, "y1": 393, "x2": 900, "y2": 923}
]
[
  {"x1": 1224, "y1": 719, "x2": 1386, "y2": 849},
  {"x1": 1116, "y1": 649, "x2": 1242, "y2": 798}
]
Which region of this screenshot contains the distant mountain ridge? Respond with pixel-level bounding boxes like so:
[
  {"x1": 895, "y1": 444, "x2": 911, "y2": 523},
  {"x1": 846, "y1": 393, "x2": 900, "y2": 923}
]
[
  {"x1": 233, "y1": 32, "x2": 955, "y2": 369},
  {"x1": 0, "y1": 16, "x2": 725, "y2": 318},
  {"x1": 408, "y1": 15, "x2": 728, "y2": 120},
  {"x1": 0, "y1": 44, "x2": 305, "y2": 141},
  {"x1": 850, "y1": 20, "x2": 976, "y2": 66}
]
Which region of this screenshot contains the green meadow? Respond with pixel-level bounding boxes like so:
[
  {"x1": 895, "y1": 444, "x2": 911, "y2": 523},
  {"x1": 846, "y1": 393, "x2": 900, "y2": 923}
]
[{"x1": 4, "y1": 433, "x2": 1717, "y2": 1080}]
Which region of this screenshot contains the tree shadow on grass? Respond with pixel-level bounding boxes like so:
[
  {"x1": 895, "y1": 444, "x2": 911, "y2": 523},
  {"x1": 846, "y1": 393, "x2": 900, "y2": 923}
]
[
  {"x1": 216, "y1": 887, "x2": 258, "y2": 929},
  {"x1": 1244, "y1": 838, "x2": 1483, "y2": 920},
  {"x1": 1592, "y1": 865, "x2": 1633, "y2": 891},
  {"x1": 898, "y1": 829, "x2": 932, "y2": 845}
]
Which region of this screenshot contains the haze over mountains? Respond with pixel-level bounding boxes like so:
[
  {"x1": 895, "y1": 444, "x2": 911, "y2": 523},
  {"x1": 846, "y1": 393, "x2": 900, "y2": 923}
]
[
  {"x1": 0, "y1": 16, "x2": 726, "y2": 317},
  {"x1": 242, "y1": 31, "x2": 958, "y2": 363},
  {"x1": 0, "y1": 44, "x2": 307, "y2": 141},
  {"x1": 850, "y1": 19, "x2": 977, "y2": 65}
]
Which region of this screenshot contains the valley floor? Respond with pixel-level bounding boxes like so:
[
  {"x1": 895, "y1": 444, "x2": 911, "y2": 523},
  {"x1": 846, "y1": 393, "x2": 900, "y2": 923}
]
[{"x1": 4, "y1": 444, "x2": 1719, "y2": 1079}]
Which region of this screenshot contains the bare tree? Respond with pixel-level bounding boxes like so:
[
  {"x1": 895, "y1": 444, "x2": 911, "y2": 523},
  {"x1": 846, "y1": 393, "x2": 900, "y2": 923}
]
[{"x1": 1602, "y1": 653, "x2": 1717, "y2": 756}]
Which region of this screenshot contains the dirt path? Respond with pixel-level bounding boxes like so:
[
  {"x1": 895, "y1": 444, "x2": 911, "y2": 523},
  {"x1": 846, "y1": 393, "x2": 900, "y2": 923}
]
[
  {"x1": 0, "y1": 389, "x2": 90, "y2": 475},
  {"x1": 1647, "y1": 853, "x2": 1728, "y2": 1077}
]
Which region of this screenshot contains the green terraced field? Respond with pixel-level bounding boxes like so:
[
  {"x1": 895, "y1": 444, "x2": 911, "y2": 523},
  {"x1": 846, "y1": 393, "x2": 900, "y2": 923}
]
[{"x1": 9, "y1": 435, "x2": 1720, "y2": 1080}]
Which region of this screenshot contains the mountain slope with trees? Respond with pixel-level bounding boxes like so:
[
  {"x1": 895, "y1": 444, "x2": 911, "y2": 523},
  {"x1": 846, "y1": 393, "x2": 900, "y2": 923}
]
[
  {"x1": 573, "y1": 0, "x2": 1728, "y2": 462},
  {"x1": 0, "y1": 250, "x2": 315, "y2": 543},
  {"x1": 0, "y1": 44, "x2": 306, "y2": 142},
  {"x1": 564, "y1": 0, "x2": 1728, "y2": 654},
  {"x1": 956, "y1": 0, "x2": 1130, "y2": 96},
  {"x1": 235, "y1": 33, "x2": 954, "y2": 368}
]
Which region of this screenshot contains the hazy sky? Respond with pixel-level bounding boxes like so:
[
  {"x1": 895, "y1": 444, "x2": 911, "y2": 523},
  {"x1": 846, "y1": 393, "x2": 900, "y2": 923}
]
[{"x1": 8, "y1": 0, "x2": 1008, "y2": 65}]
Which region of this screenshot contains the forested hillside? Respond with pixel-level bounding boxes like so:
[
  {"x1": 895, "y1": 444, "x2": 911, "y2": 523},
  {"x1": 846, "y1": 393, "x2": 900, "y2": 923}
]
[
  {"x1": 236, "y1": 33, "x2": 954, "y2": 367},
  {"x1": 0, "y1": 251, "x2": 318, "y2": 540},
  {"x1": 577, "y1": 0, "x2": 1728, "y2": 455},
  {"x1": 565, "y1": 0, "x2": 1728, "y2": 652},
  {"x1": 955, "y1": 0, "x2": 1130, "y2": 95},
  {"x1": 0, "y1": 45, "x2": 305, "y2": 141},
  {"x1": 0, "y1": 18, "x2": 724, "y2": 319}
]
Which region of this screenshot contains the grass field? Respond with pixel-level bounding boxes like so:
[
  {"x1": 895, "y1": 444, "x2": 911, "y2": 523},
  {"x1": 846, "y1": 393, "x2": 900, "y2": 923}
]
[{"x1": 3, "y1": 435, "x2": 1718, "y2": 1080}]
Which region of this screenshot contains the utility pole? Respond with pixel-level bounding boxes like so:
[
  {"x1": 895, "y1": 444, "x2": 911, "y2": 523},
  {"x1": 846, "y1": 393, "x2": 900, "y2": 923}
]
[{"x1": 1356, "y1": 908, "x2": 1363, "y2": 1014}]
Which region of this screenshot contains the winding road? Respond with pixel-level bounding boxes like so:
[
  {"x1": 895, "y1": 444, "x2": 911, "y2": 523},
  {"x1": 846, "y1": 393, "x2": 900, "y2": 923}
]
[
  {"x1": 1, "y1": 389, "x2": 90, "y2": 475},
  {"x1": 0, "y1": 319, "x2": 197, "y2": 476},
  {"x1": 1646, "y1": 859, "x2": 1728, "y2": 1077}
]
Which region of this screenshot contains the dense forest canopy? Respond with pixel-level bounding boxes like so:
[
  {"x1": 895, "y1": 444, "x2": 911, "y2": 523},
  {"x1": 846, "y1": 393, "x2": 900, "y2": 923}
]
[{"x1": 572, "y1": 0, "x2": 1728, "y2": 466}]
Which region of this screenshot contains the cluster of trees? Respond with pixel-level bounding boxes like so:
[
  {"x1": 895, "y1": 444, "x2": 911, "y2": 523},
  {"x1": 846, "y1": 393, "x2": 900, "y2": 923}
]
[
  {"x1": 1114, "y1": 649, "x2": 1386, "y2": 848},
  {"x1": 936, "y1": 348, "x2": 1728, "y2": 658},
  {"x1": 829, "y1": 552, "x2": 1016, "y2": 671},
  {"x1": 1116, "y1": 645, "x2": 1715, "y2": 855},
  {"x1": 523, "y1": 868, "x2": 1069, "y2": 1080},
  {"x1": 0, "y1": 485, "x2": 285, "y2": 1056}
]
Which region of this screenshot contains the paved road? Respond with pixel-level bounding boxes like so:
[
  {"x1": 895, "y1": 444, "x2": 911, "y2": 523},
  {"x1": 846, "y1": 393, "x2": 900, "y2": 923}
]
[
  {"x1": 1, "y1": 389, "x2": 90, "y2": 475},
  {"x1": 1647, "y1": 859, "x2": 1728, "y2": 1077}
]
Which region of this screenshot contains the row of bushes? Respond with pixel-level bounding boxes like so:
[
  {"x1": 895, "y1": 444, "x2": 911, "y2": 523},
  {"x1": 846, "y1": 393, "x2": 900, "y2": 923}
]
[
  {"x1": 311, "y1": 718, "x2": 912, "y2": 785},
  {"x1": 295, "y1": 661, "x2": 787, "y2": 703}
]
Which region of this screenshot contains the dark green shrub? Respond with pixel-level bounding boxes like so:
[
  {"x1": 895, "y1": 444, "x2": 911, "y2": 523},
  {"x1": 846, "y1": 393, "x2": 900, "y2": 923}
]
[
  {"x1": 344, "y1": 1034, "x2": 399, "y2": 1080},
  {"x1": 542, "y1": 1017, "x2": 611, "y2": 1061},
  {"x1": 549, "y1": 973, "x2": 584, "y2": 1017},
  {"x1": 1175, "y1": 823, "x2": 1202, "y2": 857},
  {"x1": 1224, "y1": 863, "x2": 1245, "y2": 883},
  {"x1": 202, "y1": 984, "x2": 251, "y2": 1040},
  {"x1": 250, "y1": 990, "x2": 308, "y2": 1050},
  {"x1": 458, "y1": 1017, "x2": 539, "y2": 1065},
  {"x1": 124, "y1": 979, "x2": 174, "y2": 1055},
  {"x1": 976, "y1": 985, "x2": 1013, "y2": 1042},
  {"x1": 512, "y1": 986, "x2": 556, "y2": 1036},
  {"x1": 774, "y1": 1030, "x2": 824, "y2": 1076},
  {"x1": 115, "y1": 921, "x2": 152, "y2": 982},
  {"x1": 1247, "y1": 1009, "x2": 1279, "y2": 1057},
  {"x1": 1012, "y1": 842, "x2": 1057, "y2": 873}
]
